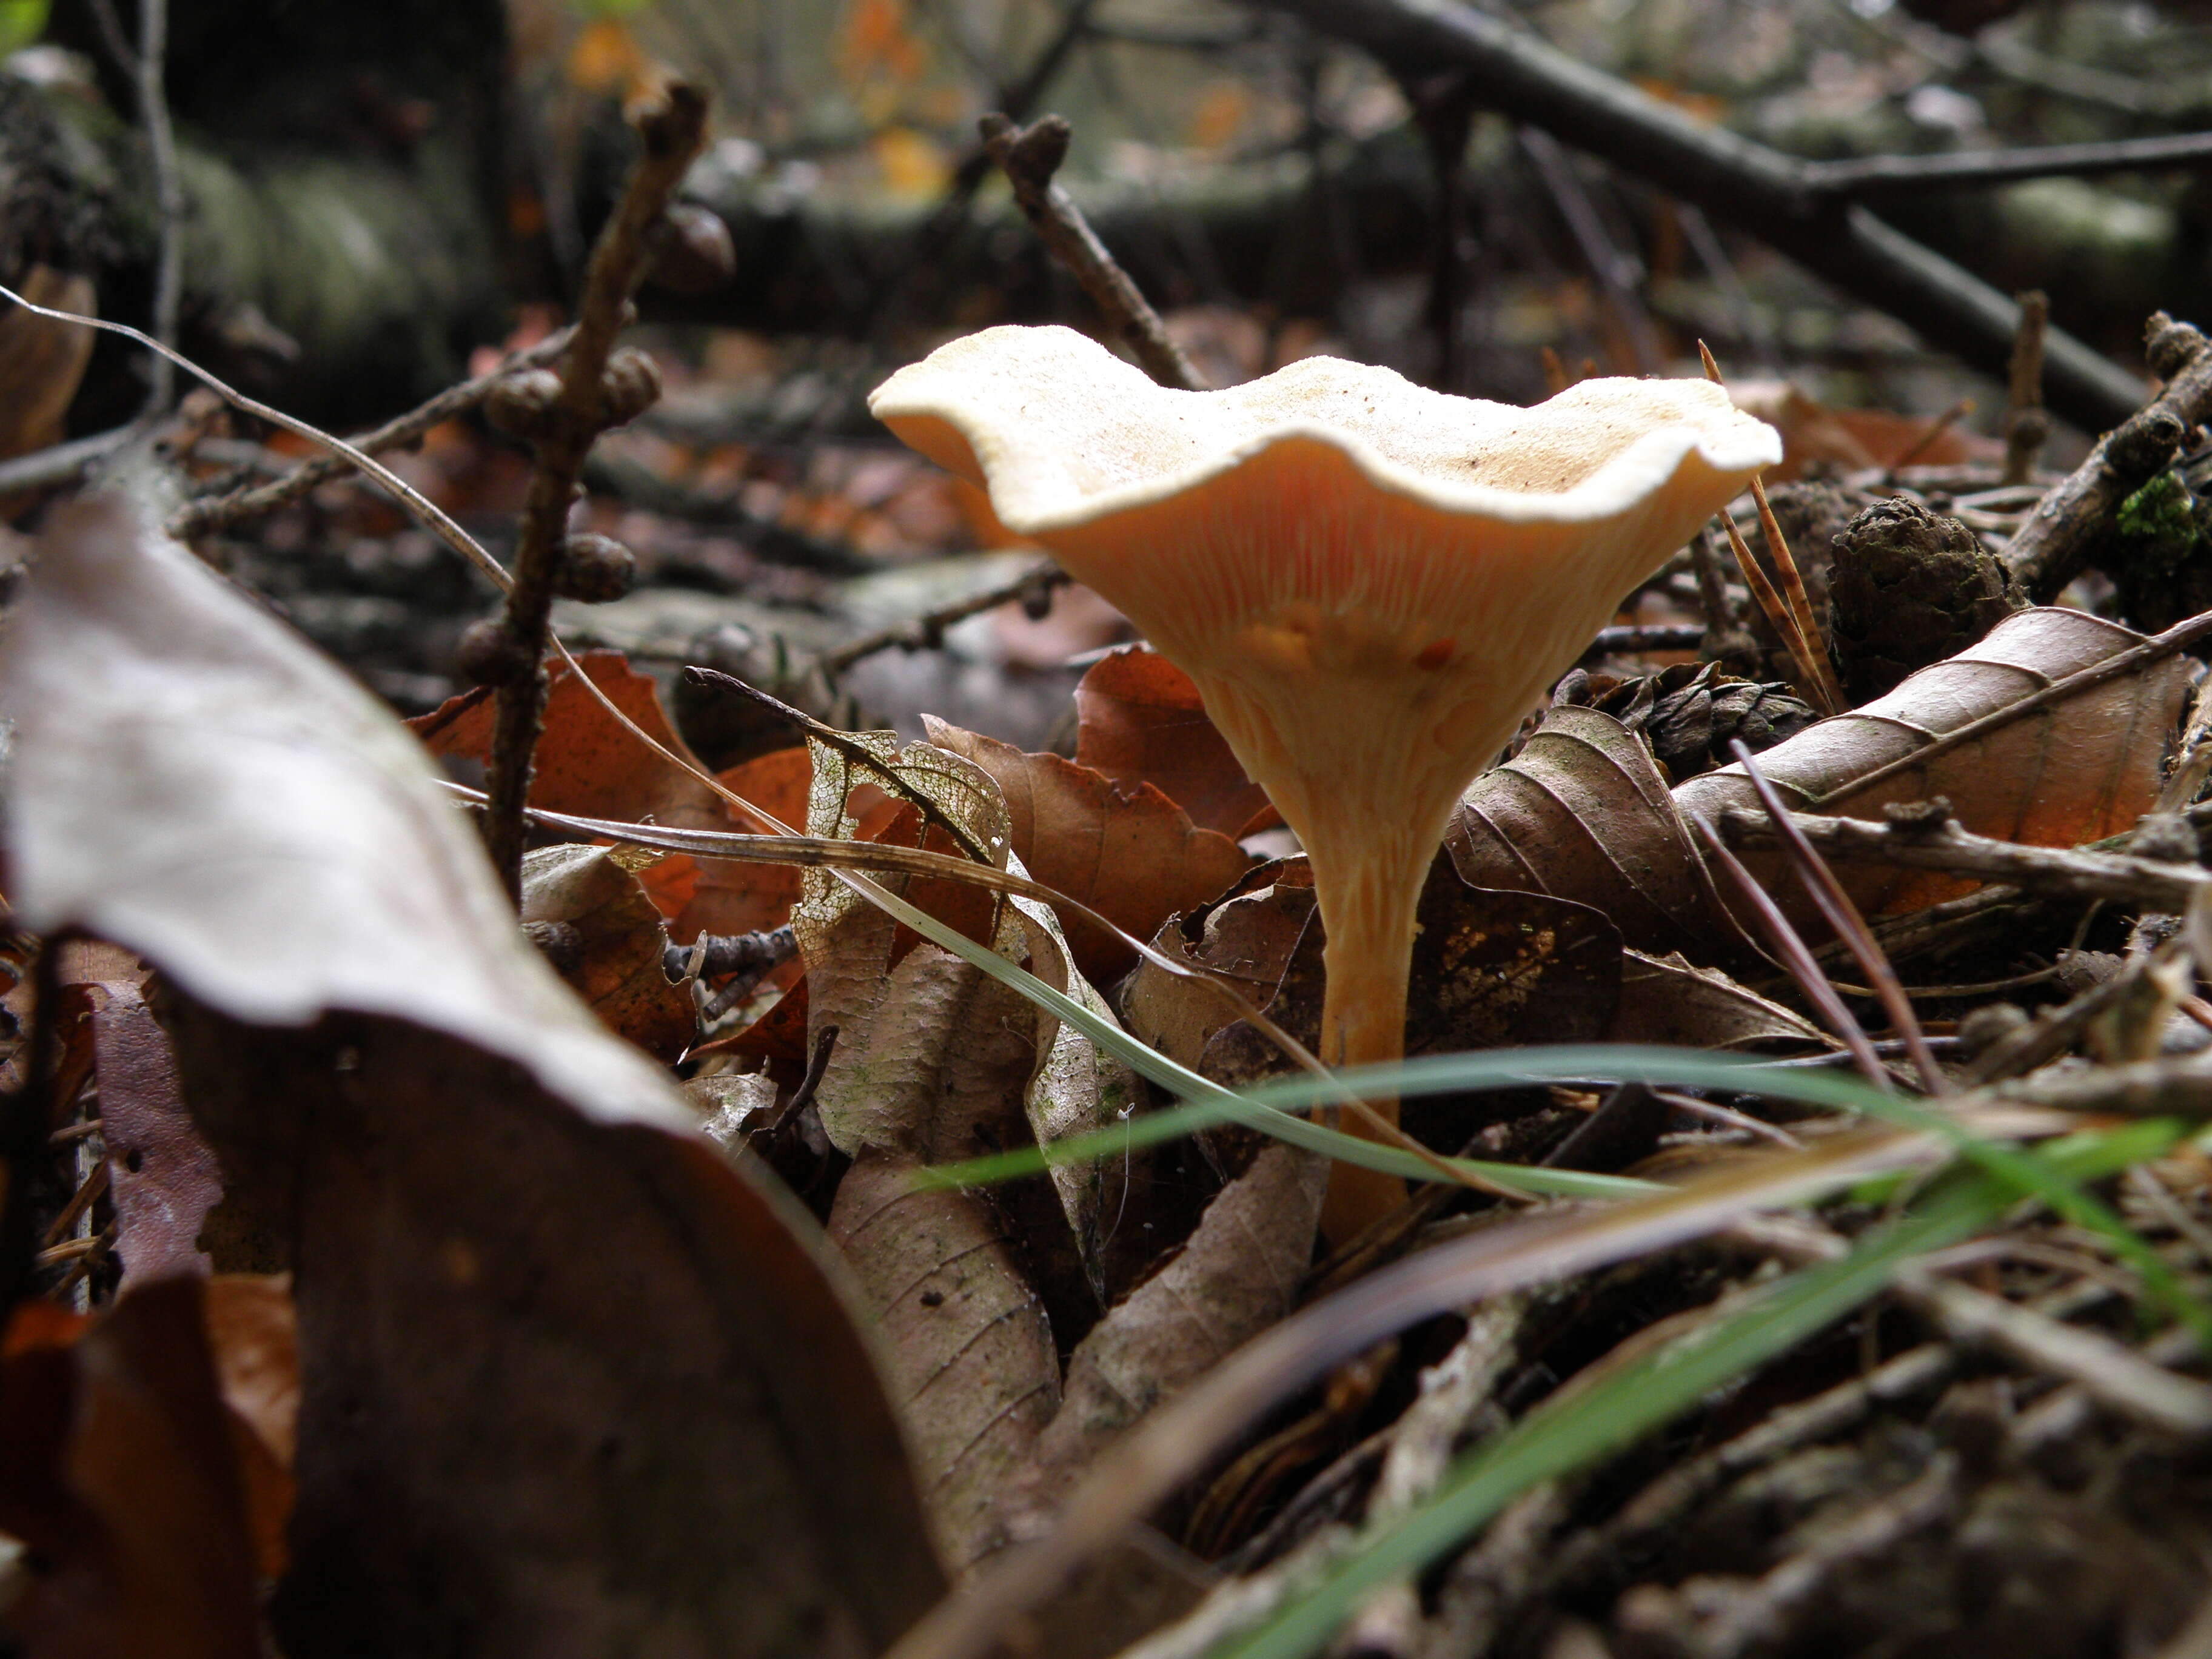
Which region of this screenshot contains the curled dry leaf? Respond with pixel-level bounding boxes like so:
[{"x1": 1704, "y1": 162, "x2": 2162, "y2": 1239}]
[
  {"x1": 0, "y1": 1278, "x2": 260, "y2": 1659},
  {"x1": 1450, "y1": 705, "x2": 1726, "y2": 959},
  {"x1": 1454, "y1": 608, "x2": 2192, "y2": 951},
  {"x1": 2, "y1": 491, "x2": 944, "y2": 1658},
  {"x1": 990, "y1": 1143, "x2": 1329, "y2": 1552},
  {"x1": 1672, "y1": 606, "x2": 2191, "y2": 917},
  {"x1": 794, "y1": 725, "x2": 1141, "y2": 1562},
  {"x1": 923, "y1": 715, "x2": 1252, "y2": 984},
  {"x1": 1073, "y1": 647, "x2": 1275, "y2": 839},
  {"x1": 519, "y1": 843, "x2": 695, "y2": 1062}
]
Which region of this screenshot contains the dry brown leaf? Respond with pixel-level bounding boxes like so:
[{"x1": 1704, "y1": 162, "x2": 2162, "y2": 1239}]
[
  {"x1": 1073, "y1": 647, "x2": 1275, "y2": 839},
  {"x1": 990, "y1": 1144, "x2": 1329, "y2": 1550},
  {"x1": 411, "y1": 652, "x2": 793, "y2": 942},
  {"x1": 1454, "y1": 609, "x2": 2191, "y2": 950},
  {"x1": 3, "y1": 491, "x2": 945, "y2": 1657},
  {"x1": 201, "y1": 1275, "x2": 297, "y2": 1580},
  {"x1": 793, "y1": 726, "x2": 1138, "y2": 1559},
  {"x1": 828, "y1": 1155, "x2": 1061, "y2": 1569},
  {"x1": 1121, "y1": 861, "x2": 1316, "y2": 1074},
  {"x1": 1450, "y1": 705, "x2": 1726, "y2": 959},
  {"x1": 0, "y1": 267, "x2": 98, "y2": 462},
  {"x1": 411, "y1": 649, "x2": 724, "y2": 829},
  {"x1": 0, "y1": 1278, "x2": 260, "y2": 1659},
  {"x1": 1674, "y1": 606, "x2": 2191, "y2": 917},
  {"x1": 519, "y1": 843, "x2": 695, "y2": 1062},
  {"x1": 924, "y1": 716, "x2": 1252, "y2": 984},
  {"x1": 54, "y1": 955, "x2": 223, "y2": 1287},
  {"x1": 1730, "y1": 380, "x2": 2002, "y2": 481},
  {"x1": 1607, "y1": 951, "x2": 1832, "y2": 1051}
]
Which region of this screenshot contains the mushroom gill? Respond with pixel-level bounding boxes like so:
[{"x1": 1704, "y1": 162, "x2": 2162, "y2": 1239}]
[{"x1": 873, "y1": 325, "x2": 1782, "y2": 1242}]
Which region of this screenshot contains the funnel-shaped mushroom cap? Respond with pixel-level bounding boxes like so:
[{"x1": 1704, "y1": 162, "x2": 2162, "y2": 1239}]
[{"x1": 874, "y1": 326, "x2": 1779, "y2": 1232}]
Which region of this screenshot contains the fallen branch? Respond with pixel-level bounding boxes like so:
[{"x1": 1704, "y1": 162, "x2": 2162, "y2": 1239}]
[
  {"x1": 1252, "y1": 0, "x2": 2147, "y2": 430},
  {"x1": 2004, "y1": 312, "x2": 2212, "y2": 601},
  {"x1": 821, "y1": 560, "x2": 1069, "y2": 677},
  {"x1": 1800, "y1": 130, "x2": 2212, "y2": 199}
]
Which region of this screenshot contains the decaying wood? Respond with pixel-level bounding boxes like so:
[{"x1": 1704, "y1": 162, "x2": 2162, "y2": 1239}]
[{"x1": 2005, "y1": 313, "x2": 2212, "y2": 601}]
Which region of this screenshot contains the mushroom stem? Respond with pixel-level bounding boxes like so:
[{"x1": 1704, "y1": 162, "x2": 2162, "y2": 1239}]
[{"x1": 1309, "y1": 846, "x2": 1426, "y2": 1243}]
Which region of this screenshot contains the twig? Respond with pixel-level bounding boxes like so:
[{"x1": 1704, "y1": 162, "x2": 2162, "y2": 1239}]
[
  {"x1": 481, "y1": 84, "x2": 709, "y2": 902},
  {"x1": 0, "y1": 425, "x2": 139, "y2": 496},
  {"x1": 134, "y1": 0, "x2": 184, "y2": 411},
  {"x1": 978, "y1": 113, "x2": 1204, "y2": 391},
  {"x1": 2002, "y1": 291, "x2": 2050, "y2": 488},
  {"x1": 171, "y1": 325, "x2": 577, "y2": 538},
  {"x1": 1801, "y1": 130, "x2": 2212, "y2": 199},
  {"x1": 1579, "y1": 622, "x2": 1705, "y2": 660},
  {"x1": 664, "y1": 924, "x2": 796, "y2": 988},
  {"x1": 1899, "y1": 1268, "x2": 2212, "y2": 1437},
  {"x1": 2007, "y1": 312, "x2": 2212, "y2": 601},
  {"x1": 683, "y1": 666, "x2": 994, "y2": 865},
  {"x1": 765, "y1": 1025, "x2": 840, "y2": 1140},
  {"x1": 1731, "y1": 745, "x2": 1950, "y2": 1096},
  {"x1": 1520, "y1": 125, "x2": 1661, "y2": 375},
  {"x1": 1721, "y1": 806, "x2": 2209, "y2": 913},
  {"x1": 0, "y1": 283, "x2": 505, "y2": 587},
  {"x1": 820, "y1": 560, "x2": 1069, "y2": 676},
  {"x1": 1803, "y1": 598, "x2": 2212, "y2": 811},
  {"x1": 1885, "y1": 395, "x2": 1974, "y2": 475}
]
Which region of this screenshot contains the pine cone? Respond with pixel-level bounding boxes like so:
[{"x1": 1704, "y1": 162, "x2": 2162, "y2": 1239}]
[
  {"x1": 1555, "y1": 662, "x2": 1818, "y2": 780},
  {"x1": 1828, "y1": 497, "x2": 2023, "y2": 704}
]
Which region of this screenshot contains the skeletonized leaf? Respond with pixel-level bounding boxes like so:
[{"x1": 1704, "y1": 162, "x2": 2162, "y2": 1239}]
[{"x1": 2, "y1": 491, "x2": 944, "y2": 1657}]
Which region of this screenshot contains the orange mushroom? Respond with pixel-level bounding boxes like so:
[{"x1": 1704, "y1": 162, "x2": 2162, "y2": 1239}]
[{"x1": 871, "y1": 326, "x2": 1780, "y2": 1241}]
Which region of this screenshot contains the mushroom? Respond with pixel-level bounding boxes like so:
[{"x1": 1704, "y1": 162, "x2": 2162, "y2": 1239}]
[{"x1": 871, "y1": 326, "x2": 1781, "y2": 1241}]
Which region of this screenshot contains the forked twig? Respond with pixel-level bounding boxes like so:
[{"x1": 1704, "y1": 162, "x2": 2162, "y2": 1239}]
[
  {"x1": 481, "y1": 82, "x2": 710, "y2": 900},
  {"x1": 172, "y1": 325, "x2": 578, "y2": 538}
]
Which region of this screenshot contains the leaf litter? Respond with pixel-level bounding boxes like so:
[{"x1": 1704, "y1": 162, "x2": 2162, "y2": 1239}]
[{"x1": 12, "y1": 310, "x2": 2212, "y2": 1659}]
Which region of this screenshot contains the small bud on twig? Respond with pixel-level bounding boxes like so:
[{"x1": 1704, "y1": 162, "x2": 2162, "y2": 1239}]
[{"x1": 551, "y1": 532, "x2": 638, "y2": 603}]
